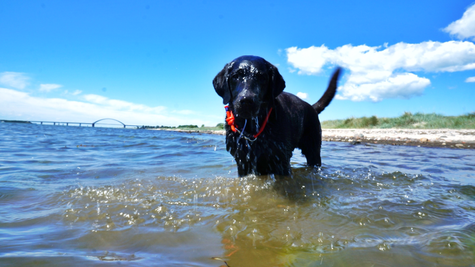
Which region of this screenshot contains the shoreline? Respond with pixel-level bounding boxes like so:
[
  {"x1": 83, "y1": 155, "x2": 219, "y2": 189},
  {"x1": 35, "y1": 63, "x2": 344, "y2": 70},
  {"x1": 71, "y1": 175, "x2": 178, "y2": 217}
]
[
  {"x1": 155, "y1": 128, "x2": 475, "y2": 149},
  {"x1": 321, "y1": 128, "x2": 475, "y2": 149}
]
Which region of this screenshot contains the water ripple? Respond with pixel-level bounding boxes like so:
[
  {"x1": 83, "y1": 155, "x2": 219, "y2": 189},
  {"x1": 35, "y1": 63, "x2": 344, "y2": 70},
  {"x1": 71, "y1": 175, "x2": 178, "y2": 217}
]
[{"x1": 1, "y1": 123, "x2": 475, "y2": 266}]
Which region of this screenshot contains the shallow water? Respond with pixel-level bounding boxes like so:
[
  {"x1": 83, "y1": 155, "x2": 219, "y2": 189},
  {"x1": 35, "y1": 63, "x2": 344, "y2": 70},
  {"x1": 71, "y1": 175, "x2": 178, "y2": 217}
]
[{"x1": 1, "y1": 122, "x2": 475, "y2": 266}]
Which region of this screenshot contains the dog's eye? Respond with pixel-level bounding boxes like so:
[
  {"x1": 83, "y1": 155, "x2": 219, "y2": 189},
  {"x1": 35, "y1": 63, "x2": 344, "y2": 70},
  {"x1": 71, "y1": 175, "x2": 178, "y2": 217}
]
[{"x1": 231, "y1": 74, "x2": 241, "y2": 81}]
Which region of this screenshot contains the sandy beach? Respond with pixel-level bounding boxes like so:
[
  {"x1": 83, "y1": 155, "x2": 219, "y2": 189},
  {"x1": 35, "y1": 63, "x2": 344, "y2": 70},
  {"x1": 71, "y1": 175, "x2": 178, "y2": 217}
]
[
  {"x1": 159, "y1": 128, "x2": 475, "y2": 149},
  {"x1": 321, "y1": 128, "x2": 475, "y2": 149}
]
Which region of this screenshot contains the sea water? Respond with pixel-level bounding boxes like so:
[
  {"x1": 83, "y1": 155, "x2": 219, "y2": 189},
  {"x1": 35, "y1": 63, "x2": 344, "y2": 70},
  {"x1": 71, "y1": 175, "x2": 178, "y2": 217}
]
[{"x1": 1, "y1": 122, "x2": 475, "y2": 266}]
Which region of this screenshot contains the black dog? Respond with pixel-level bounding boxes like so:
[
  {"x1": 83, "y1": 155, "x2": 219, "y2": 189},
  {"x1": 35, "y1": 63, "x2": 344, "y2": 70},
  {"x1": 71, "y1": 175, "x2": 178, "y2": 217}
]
[{"x1": 213, "y1": 55, "x2": 341, "y2": 176}]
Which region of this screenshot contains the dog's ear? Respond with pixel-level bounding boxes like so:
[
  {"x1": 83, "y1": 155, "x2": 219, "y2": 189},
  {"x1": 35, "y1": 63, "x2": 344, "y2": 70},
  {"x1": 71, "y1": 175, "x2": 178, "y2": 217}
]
[
  {"x1": 213, "y1": 63, "x2": 232, "y2": 104},
  {"x1": 267, "y1": 63, "x2": 286, "y2": 105}
]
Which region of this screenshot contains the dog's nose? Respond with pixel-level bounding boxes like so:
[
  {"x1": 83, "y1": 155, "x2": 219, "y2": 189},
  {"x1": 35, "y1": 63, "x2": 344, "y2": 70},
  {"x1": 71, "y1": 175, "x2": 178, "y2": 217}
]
[{"x1": 240, "y1": 96, "x2": 255, "y2": 107}]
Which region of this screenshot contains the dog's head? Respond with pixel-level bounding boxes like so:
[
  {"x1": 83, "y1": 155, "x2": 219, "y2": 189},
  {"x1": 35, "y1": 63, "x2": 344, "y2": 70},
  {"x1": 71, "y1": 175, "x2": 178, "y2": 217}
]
[{"x1": 213, "y1": 55, "x2": 285, "y2": 119}]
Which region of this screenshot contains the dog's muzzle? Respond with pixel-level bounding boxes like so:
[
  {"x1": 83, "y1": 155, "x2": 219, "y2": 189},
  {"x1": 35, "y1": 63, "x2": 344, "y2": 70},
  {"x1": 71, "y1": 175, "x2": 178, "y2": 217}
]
[{"x1": 233, "y1": 92, "x2": 259, "y2": 119}]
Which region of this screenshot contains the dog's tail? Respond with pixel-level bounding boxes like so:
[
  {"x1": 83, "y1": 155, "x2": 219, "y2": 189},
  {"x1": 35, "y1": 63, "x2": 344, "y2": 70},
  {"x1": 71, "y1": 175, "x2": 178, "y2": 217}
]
[{"x1": 312, "y1": 67, "x2": 342, "y2": 114}]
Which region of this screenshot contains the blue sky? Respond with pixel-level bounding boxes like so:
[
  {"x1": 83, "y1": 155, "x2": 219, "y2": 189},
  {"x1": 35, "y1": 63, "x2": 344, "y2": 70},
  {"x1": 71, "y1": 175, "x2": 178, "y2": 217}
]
[{"x1": 1, "y1": 0, "x2": 474, "y2": 126}]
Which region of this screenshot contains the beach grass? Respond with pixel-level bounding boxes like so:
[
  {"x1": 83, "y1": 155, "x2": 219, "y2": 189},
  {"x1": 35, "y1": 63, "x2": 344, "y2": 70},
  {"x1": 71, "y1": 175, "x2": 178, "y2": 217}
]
[
  {"x1": 146, "y1": 112, "x2": 475, "y2": 131},
  {"x1": 321, "y1": 112, "x2": 475, "y2": 129},
  {"x1": 147, "y1": 123, "x2": 225, "y2": 131},
  {"x1": 176, "y1": 126, "x2": 224, "y2": 131}
]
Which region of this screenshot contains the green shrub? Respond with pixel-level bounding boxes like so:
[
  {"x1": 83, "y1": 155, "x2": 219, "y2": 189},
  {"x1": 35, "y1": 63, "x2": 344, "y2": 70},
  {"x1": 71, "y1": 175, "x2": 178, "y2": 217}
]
[{"x1": 321, "y1": 112, "x2": 475, "y2": 129}]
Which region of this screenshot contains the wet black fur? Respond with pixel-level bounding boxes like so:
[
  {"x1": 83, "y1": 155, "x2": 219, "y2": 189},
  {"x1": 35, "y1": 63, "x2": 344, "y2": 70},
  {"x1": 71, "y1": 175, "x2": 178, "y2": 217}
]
[{"x1": 213, "y1": 55, "x2": 341, "y2": 176}]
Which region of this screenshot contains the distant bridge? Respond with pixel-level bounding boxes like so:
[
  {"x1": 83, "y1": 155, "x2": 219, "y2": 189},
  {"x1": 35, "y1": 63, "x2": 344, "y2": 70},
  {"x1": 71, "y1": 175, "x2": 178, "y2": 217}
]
[
  {"x1": 23, "y1": 118, "x2": 145, "y2": 129},
  {"x1": 92, "y1": 118, "x2": 127, "y2": 127}
]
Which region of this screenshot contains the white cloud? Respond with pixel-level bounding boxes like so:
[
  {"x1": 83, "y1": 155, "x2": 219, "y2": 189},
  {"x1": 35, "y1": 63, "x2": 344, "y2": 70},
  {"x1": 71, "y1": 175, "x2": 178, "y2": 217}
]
[
  {"x1": 83, "y1": 94, "x2": 108, "y2": 104},
  {"x1": 443, "y1": 4, "x2": 475, "y2": 40},
  {"x1": 285, "y1": 6, "x2": 475, "y2": 102},
  {"x1": 466, "y1": 77, "x2": 475, "y2": 83},
  {"x1": 286, "y1": 41, "x2": 475, "y2": 101},
  {"x1": 83, "y1": 94, "x2": 167, "y2": 113},
  {"x1": 0, "y1": 88, "x2": 209, "y2": 126},
  {"x1": 296, "y1": 92, "x2": 308, "y2": 99},
  {"x1": 0, "y1": 72, "x2": 29, "y2": 89},
  {"x1": 39, "y1": 83, "x2": 62, "y2": 92},
  {"x1": 72, "y1": 90, "x2": 82, "y2": 95},
  {"x1": 335, "y1": 73, "x2": 430, "y2": 102}
]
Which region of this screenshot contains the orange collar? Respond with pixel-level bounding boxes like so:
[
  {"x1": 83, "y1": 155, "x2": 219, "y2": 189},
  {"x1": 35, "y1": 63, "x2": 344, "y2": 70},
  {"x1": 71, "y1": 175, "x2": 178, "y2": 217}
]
[{"x1": 224, "y1": 105, "x2": 273, "y2": 139}]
